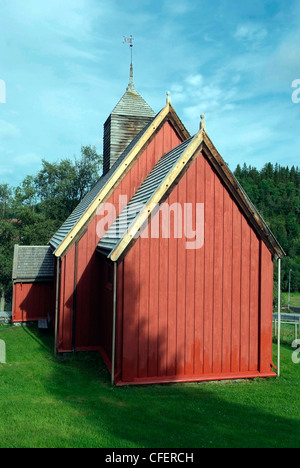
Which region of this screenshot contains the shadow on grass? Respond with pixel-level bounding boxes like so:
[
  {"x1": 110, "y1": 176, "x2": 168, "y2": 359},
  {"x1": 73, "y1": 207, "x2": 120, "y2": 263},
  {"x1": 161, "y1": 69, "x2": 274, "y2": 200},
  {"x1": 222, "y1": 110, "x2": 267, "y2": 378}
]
[
  {"x1": 21, "y1": 325, "x2": 300, "y2": 448},
  {"x1": 21, "y1": 324, "x2": 54, "y2": 353}
]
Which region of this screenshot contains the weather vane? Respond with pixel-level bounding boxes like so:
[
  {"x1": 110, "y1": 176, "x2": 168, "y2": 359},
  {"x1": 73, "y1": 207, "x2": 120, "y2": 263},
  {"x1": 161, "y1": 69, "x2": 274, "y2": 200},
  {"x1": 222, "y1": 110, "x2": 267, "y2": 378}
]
[{"x1": 123, "y1": 35, "x2": 134, "y2": 65}]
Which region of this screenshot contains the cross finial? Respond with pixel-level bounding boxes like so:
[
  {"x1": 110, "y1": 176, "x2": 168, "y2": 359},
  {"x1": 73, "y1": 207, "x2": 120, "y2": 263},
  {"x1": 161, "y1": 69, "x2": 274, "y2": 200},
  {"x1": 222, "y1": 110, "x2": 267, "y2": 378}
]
[
  {"x1": 166, "y1": 91, "x2": 171, "y2": 104},
  {"x1": 200, "y1": 114, "x2": 206, "y2": 130}
]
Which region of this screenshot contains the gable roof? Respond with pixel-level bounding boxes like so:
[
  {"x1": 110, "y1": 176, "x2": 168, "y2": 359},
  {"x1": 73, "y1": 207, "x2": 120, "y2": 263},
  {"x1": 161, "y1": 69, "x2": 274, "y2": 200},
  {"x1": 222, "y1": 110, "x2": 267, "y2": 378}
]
[
  {"x1": 49, "y1": 102, "x2": 190, "y2": 258},
  {"x1": 97, "y1": 128, "x2": 285, "y2": 262},
  {"x1": 12, "y1": 245, "x2": 54, "y2": 282}
]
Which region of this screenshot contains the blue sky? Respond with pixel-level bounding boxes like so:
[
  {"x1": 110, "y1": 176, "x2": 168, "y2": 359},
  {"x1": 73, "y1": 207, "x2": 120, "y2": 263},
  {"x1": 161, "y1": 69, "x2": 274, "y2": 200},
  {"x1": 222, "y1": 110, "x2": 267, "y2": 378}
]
[{"x1": 0, "y1": 0, "x2": 299, "y2": 187}]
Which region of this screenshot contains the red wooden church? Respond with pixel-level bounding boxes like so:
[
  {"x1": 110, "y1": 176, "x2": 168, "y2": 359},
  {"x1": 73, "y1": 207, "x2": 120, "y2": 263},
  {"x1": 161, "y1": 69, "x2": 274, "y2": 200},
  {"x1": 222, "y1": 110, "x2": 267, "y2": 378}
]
[{"x1": 12, "y1": 64, "x2": 285, "y2": 385}]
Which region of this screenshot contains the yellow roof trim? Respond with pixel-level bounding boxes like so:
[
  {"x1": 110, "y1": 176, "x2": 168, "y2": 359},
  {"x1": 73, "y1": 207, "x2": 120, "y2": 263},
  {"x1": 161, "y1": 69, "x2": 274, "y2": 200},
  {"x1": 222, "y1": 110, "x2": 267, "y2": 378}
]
[
  {"x1": 109, "y1": 129, "x2": 205, "y2": 262},
  {"x1": 54, "y1": 103, "x2": 176, "y2": 258}
]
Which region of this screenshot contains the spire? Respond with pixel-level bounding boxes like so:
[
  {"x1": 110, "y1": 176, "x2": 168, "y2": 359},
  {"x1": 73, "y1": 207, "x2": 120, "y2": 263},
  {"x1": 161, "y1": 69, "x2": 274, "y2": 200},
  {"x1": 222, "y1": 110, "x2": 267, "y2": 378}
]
[
  {"x1": 124, "y1": 36, "x2": 136, "y2": 93},
  {"x1": 103, "y1": 37, "x2": 156, "y2": 175},
  {"x1": 126, "y1": 63, "x2": 137, "y2": 93}
]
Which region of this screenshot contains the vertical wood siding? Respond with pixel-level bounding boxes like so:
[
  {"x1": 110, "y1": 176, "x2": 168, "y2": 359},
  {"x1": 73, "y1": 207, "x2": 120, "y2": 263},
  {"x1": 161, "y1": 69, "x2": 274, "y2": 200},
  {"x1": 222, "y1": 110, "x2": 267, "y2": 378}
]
[
  {"x1": 13, "y1": 281, "x2": 55, "y2": 323},
  {"x1": 57, "y1": 121, "x2": 183, "y2": 353},
  {"x1": 119, "y1": 151, "x2": 275, "y2": 384}
]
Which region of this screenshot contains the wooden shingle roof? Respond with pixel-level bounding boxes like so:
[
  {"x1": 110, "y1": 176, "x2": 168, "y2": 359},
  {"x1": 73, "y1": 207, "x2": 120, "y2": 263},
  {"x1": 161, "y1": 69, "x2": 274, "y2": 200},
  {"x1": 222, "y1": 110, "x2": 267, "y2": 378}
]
[
  {"x1": 111, "y1": 65, "x2": 156, "y2": 118},
  {"x1": 12, "y1": 245, "x2": 54, "y2": 282}
]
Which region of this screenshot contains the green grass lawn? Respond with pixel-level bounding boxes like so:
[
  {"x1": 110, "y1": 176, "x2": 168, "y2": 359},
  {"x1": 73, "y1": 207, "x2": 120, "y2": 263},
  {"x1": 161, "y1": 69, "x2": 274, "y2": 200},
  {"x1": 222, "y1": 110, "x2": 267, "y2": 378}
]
[
  {"x1": 0, "y1": 324, "x2": 300, "y2": 448},
  {"x1": 281, "y1": 292, "x2": 300, "y2": 308}
]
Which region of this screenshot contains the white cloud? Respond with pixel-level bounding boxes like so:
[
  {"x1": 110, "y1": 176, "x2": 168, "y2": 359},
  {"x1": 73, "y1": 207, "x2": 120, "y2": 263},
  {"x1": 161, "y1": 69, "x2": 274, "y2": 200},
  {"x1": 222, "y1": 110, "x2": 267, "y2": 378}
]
[
  {"x1": 13, "y1": 153, "x2": 41, "y2": 167},
  {"x1": 186, "y1": 74, "x2": 204, "y2": 88},
  {"x1": 264, "y1": 28, "x2": 300, "y2": 85},
  {"x1": 39, "y1": 89, "x2": 83, "y2": 120},
  {"x1": 171, "y1": 72, "x2": 239, "y2": 128},
  {"x1": 3, "y1": 0, "x2": 99, "y2": 40},
  {"x1": 165, "y1": 2, "x2": 192, "y2": 16},
  {"x1": 0, "y1": 167, "x2": 14, "y2": 177},
  {"x1": 234, "y1": 23, "x2": 268, "y2": 44},
  {"x1": 0, "y1": 120, "x2": 20, "y2": 138}
]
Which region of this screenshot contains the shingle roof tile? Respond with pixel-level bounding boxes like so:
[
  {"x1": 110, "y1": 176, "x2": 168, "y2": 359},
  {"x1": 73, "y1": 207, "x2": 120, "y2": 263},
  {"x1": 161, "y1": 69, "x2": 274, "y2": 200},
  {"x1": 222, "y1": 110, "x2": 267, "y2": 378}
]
[{"x1": 12, "y1": 245, "x2": 54, "y2": 281}]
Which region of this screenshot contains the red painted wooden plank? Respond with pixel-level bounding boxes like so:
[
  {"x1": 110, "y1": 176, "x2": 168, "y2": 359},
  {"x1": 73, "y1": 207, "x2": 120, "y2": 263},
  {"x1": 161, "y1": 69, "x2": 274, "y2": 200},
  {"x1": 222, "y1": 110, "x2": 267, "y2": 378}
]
[
  {"x1": 185, "y1": 162, "x2": 196, "y2": 375},
  {"x1": 122, "y1": 248, "x2": 139, "y2": 382},
  {"x1": 157, "y1": 218, "x2": 169, "y2": 377},
  {"x1": 176, "y1": 172, "x2": 187, "y2": 376},
  {"x1": 155, "y1": 124, "x2": 165, "y2": 167},
  {"x1": 240, "y1": 217, "x2": 251, "y2": 372},
  {"x1": 13, "y1": 282, "x2": 54, "y2": 322},
  {"x1": 249, "y1": 230, "x2": 259, "y2": 372},
  {"x1": 194, "y1": 154, "x2": 205, "y2": 375},
  {"x1": 75, "y1": 232, "x2": 88, "y2": 347},
  {"x1": 171, "y1": 122, "x2": 182, "y2": 150},
  {"x1": 115, "y1": 261, "x2": 124, "y2": 382},
  {"x1": 259, "y1": 241, "x2": 274, "y2": 373},
  {"x1": 58, "y1": 256, "x2": 66, "y2": 350},
  {"x1": 148, "y1": 236, "x2": 160, "y2": 378},
  {"x1": 97, "y1": 256, "x2": 113, "y2": 363},
  {"x1": 87, "y1": 220, "x2": 100, "y2": 347},
  {"x1": 166, "y1": 188, "x2": 178, "y2": 376},
  {"x1": 213, "y1": 175, "x2": 224, "y2": 374},
  {"x1": 163, "y1": 121, "x2": 171, "y2": 155},
  {"x1": 222, "y1": 190, "x2": 233, "y2": 373},
  {"x1": 138, "y1": 231, "x2": 150, "y2": 379},
  {"x1": 203, "y1": 160, "x2": 214, "y2": 374},
  {"x1": 116, "y1": 369, "x2": 276, "y2": 386},
  {"x1": 62, "y1": 244, "x2": 76, "y2": 352},
  {"x1": 231, "y1": 204, "x2": 242, "y2": 373}
]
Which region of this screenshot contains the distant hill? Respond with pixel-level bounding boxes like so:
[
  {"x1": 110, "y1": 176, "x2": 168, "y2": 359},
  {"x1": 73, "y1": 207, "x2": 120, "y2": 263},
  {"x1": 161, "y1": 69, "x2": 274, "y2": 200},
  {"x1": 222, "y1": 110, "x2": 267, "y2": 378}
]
[{"x1": 235, "y1": 162, "x2": 299, "y2": 292}]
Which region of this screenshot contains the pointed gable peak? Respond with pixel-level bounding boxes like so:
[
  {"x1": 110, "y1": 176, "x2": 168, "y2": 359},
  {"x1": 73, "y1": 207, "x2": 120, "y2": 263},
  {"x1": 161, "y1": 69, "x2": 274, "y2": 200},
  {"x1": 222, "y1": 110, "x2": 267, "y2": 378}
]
[{"x1": 111, "y1": 63, "x2": 155, "y2": 118}]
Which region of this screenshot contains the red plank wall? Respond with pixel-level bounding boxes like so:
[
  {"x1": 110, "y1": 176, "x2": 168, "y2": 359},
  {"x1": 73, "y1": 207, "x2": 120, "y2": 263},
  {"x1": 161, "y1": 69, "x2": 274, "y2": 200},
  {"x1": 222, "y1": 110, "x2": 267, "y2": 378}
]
[
  {"x1": 57, "y1": 122, "x2": 183, "y2": 353},
  {"x1": 13, "y1": 282, "x2": 55, "y2": 323},
  {"x1": 118, "y1": 151, "x2": 275, "y2": 385}
]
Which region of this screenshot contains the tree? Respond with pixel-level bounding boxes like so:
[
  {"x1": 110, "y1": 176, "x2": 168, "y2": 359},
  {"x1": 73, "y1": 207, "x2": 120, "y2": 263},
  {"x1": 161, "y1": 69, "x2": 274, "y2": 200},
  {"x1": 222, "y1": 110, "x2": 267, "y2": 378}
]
[
  {"x1": 14, "y1": 176, "x2": 38, "y2": 210},
  {"x1": 235, "y1": 162, "x2": 300, "y2": 293},
  {"x1": 34, "y1": 145, "x2": 102, "y2": 221},
  {"x1": 0, "y1": 220, "x2": 17, "y2": 306},
  {"x1": 0, "y1": 145, "x2": 103, "y2": 308},
  {"x1": 0, "y1": 184, "x2": 12, "y2": 219}
]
